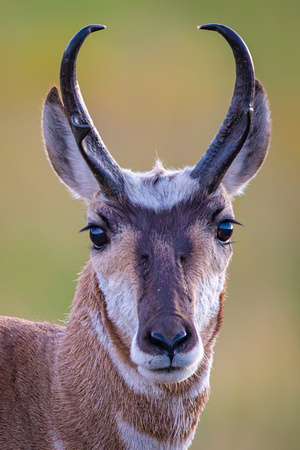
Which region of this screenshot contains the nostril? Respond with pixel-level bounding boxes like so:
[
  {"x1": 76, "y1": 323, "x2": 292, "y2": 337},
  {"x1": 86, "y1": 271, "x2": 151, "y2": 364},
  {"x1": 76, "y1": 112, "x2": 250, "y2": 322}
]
[
  {"x1": 150, "y1": 330, "x2": 188, "y2": 355},
  {"x1": 150, "y1": 332, "x2": 171, "y2": 352},
  {"x1": 171, "y1": 331, "x2": 187, "y2": 350}
]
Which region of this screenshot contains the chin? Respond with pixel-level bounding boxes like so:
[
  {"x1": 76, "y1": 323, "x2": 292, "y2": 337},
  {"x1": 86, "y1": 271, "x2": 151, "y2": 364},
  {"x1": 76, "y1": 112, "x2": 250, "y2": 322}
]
[{"x1": 137, "y1": 363, "x2": 199, "y2": 384}]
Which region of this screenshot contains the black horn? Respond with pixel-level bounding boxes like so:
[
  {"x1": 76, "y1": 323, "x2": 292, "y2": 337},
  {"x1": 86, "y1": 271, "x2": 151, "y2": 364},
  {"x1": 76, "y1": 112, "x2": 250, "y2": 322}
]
[
  {"x1": 60, "y1": 25, "x2": 125, "y2": 198},
  {"x1": 190, "y1": 24, "x2": 255, "y2": 193}
]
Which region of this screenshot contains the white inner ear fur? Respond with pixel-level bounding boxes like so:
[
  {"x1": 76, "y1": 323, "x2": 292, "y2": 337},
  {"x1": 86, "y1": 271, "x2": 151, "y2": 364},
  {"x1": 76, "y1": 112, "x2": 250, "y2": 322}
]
[
  {"x1": 222, "y1": 80, "x2": 271, "y2": 198},
  {"x1": 43, "y1": 90, "x2": 99, "y2": 200}
]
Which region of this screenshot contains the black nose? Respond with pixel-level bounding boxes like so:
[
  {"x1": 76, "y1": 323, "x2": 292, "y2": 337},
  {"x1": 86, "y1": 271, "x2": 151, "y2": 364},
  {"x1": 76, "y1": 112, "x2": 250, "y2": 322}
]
[{"x1": 150, "y1": 330, "x2": 188, "y2": 359}]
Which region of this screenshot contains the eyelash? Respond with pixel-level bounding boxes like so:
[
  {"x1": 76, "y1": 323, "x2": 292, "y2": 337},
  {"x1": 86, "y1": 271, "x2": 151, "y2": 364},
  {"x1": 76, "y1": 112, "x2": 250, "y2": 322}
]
[
  {"x1": 218, "y1": 219, "x2": 243, "y2": 227},
  {"x1": 79, "y1": 224, "x2": 94, "y2": 233}
]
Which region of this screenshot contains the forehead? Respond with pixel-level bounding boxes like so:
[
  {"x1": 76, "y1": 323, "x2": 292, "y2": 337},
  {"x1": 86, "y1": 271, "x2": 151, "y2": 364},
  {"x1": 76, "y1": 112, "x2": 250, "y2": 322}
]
[
  {"x1": 87, "y1": 166, "x2": 233, "y2": 232},
  {"x1": 122, "y1": 165, "x2": 201, "y2": 212}
]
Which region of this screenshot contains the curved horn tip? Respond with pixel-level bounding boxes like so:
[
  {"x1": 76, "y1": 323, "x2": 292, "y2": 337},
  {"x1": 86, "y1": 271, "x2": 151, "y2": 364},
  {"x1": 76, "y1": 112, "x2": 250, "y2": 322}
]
[
  {"x1": 72, "y1": 24, "x2": 106, "y2": 41},
  {"x1": 197, "y1": 24, "x2": 250, "y2": 52},
  {"x1": 61, "y1": 24, "x2": 106, "y2": 70},
  {"x1": 85, "y1": 24, "x2": 106, "y2": 32},
  {"x1": 197, "y1": 23, "x2": 228, "y2": 31}
]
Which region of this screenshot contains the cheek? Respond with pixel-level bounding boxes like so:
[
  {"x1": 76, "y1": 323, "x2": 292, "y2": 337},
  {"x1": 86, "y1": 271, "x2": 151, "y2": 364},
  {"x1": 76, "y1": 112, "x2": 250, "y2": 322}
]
[
  {"x1": 211, "y1": 243, "x2": 233, "y2": 273},
  {"x1": 91, "y1": 232, "x2": 140, "y2": 339},
  {"x1": 96, "y1": 273, "x2": 139, "y2": 339},
  {"x1": 193, "y1": 272, "x2": 226, "y2": 330}
]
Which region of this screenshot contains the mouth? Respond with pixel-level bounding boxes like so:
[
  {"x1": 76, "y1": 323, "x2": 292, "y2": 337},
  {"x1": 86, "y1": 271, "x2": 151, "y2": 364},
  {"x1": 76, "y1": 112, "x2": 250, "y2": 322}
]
[
  {"x1": 152, "y1": 366, "x2": 181, "y2": 373},
  {"x1": 130, "y1": 333, "x2": 204, "y2": 383},
  {"x1": 138, "y1": 363, "x2": 198, "y2": 384}
]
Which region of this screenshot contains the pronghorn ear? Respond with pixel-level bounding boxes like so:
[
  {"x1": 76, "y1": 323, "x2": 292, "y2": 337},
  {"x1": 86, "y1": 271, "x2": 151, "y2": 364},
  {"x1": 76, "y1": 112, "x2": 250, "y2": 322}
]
[
  {"x1": 222, "y1": 80, "x2": 271, "y2": 198},
  {"x1": 42, "y1": 86, "x2": 99, "y2": 199}
]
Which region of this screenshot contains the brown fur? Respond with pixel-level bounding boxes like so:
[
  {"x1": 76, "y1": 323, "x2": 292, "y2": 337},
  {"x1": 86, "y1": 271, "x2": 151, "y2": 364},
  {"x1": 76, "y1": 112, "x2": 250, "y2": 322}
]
[
  {"x1": 0, "y1": 318, "x2": 63, "y2": 447},
  {"x1": 0, "y1": 260, "x2": 224, "y2": 448}
]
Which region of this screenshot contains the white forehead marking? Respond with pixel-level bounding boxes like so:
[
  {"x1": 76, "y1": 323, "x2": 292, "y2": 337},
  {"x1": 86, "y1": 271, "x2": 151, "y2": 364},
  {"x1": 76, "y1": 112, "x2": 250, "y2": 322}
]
[{"x1": 122, "y1": 163, "x2": 200, "y2": 211}]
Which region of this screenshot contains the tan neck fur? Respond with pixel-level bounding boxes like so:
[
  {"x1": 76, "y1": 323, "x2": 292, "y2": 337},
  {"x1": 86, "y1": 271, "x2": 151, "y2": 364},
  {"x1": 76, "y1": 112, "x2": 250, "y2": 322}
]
[{"x1": 52, "y1": 261, "x2": 213, "y2": 448}]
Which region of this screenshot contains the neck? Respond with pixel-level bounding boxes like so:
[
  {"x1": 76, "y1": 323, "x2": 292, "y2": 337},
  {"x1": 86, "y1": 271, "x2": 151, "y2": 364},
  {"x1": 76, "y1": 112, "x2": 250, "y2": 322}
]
[{"x1": 54, "y1": 262, "x2": 217, "y2": 449}]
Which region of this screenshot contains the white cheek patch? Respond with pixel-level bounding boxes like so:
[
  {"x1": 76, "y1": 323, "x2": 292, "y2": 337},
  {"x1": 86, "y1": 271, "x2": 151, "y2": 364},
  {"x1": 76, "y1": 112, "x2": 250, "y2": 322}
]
[
  {"x1": 194, "y1": 272, "x2": 227, "y2": 331},
  {"x1": 97, "y1": 273, "x2": 139, "y2": 339},
  {"x1": 90, "y1": 279, "x2": 166, "y2": 396}
]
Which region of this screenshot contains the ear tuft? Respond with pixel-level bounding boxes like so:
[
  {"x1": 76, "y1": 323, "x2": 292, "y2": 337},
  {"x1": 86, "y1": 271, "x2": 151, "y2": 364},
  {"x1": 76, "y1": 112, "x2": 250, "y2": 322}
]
[
  {"x1": 222, "y1": 79, "x2": 271, "y2": 198},
  {"x1": 42, "y1": 87, "x2": 99, "y2": 199}
]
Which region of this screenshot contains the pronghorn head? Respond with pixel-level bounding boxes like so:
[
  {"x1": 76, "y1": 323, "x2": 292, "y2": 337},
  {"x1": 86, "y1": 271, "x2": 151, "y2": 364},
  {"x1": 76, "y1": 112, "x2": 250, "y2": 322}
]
[{"x1": 43, "y1": 24, "x2": 270, "y2": 385}]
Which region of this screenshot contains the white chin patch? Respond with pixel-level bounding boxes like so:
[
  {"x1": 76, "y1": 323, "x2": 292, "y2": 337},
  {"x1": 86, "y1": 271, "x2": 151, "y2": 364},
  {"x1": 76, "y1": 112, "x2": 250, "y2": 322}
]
[
  {"x1": 130, "y1": 334, "x2": 204, "y2": 384},
  {"x1": 138, "y1": 363, "x2": 200, "y2": 384}
]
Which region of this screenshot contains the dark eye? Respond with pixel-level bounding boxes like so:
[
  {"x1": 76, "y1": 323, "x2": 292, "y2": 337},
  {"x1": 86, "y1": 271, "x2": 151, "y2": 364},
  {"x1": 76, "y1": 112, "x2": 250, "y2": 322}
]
[
  {"x1": 217, "y1": 221, "x2": 233, "y2": 242},
  {"x1": 89, "y1": 227, "x2": 108, "y2": 249}
]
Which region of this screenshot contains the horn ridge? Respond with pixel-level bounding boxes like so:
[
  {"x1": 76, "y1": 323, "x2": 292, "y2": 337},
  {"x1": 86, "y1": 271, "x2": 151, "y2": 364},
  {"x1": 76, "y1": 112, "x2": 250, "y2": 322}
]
[
  {"x1": 60, "y1": 24, "x2": 105, "y2": 123},
  {"x1": 190, "y1": 24, "x2": 255, "y2": 193},
  {"x1": 60, "y1": 24, "x2": 125, "y2": 198}
]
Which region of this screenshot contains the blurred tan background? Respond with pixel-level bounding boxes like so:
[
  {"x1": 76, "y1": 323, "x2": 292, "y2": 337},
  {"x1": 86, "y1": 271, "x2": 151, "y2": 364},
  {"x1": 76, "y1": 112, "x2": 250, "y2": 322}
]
[{"x1": 0, "y1": 1, "x2": 299, "y2": 449}]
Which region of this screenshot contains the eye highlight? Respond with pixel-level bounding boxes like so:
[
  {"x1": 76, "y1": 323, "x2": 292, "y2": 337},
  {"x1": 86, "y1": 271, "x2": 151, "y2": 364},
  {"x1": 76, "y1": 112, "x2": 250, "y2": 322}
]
[
  {"x1": 89, "y1": 227, "x2": 108, "y2": 248},
  {"x1": 80, "y1": 224, "x2": 108, "y2": 249},
  {"x1": 217, "y1": 221, "x2": 234, "y2": 242}
]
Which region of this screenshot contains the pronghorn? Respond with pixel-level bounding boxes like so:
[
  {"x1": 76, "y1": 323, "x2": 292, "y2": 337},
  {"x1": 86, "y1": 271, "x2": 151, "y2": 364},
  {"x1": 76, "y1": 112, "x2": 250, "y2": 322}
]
[{"x1": 0, "y1": 23, "x2": 270, "y2": 449}]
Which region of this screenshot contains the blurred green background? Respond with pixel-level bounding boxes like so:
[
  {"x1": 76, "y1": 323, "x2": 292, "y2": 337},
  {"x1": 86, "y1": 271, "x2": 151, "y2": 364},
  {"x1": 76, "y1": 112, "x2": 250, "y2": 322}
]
[{"x1": 0, "y1": 1, "x2": 299, "y2": 448}]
